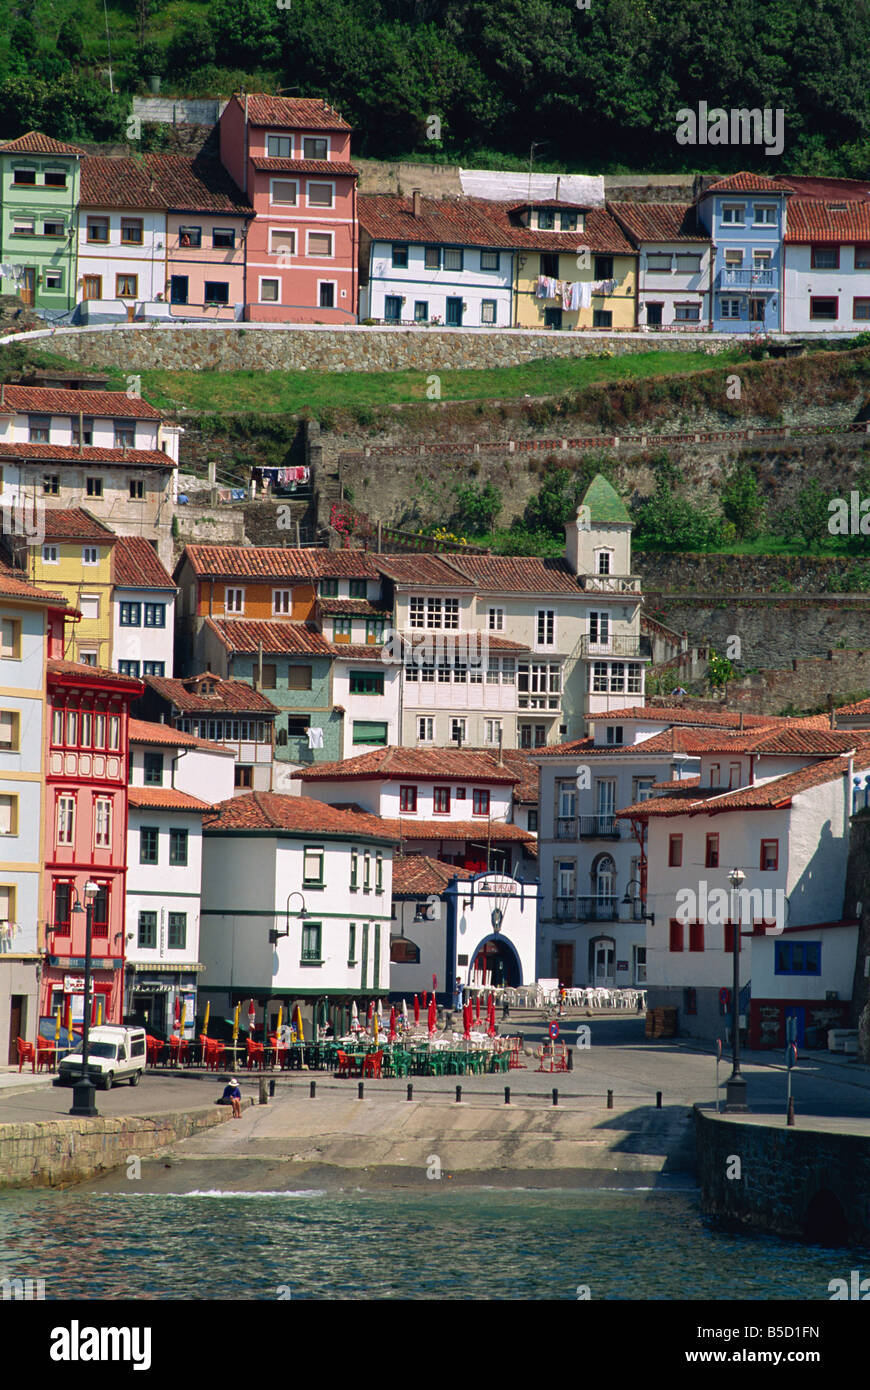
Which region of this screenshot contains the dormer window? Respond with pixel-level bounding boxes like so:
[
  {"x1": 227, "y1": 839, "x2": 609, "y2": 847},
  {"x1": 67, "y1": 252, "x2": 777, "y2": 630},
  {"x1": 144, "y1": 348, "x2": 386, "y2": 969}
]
[
  {"x1": 560, "y1": 211, "x2": 578, "y2": 231},
  {"x1": 538, "y1": 209, "x2": 555, "y2": 230}
]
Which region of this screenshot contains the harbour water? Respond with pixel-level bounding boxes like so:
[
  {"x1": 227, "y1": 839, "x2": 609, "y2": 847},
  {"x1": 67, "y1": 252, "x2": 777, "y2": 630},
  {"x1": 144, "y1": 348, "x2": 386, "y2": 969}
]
[{"x1": 0, "y1": 1182, "x2": 864, "y2": 1300}]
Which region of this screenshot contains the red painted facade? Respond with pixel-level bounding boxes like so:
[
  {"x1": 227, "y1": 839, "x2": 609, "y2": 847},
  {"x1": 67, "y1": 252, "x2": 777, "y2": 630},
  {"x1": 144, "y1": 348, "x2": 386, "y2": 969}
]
[{"x1": 41, "y1": 659, "x2": 142, "y2": 1027}]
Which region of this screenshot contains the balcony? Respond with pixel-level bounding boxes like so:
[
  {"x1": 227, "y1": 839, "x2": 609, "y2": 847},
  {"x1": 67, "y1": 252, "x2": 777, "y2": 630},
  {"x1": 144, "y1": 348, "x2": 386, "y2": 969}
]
[
  {"x1": 555, "y1": 895, "x2": 620, "y2": 922},
  {"x1": 579, "y1": 634, "x2": 652, "y2": 659},
  {"x1": 718, "y1": 268, "x2": 776, "y2": 292},
  {"x1": 577, "y1": 574, "x2": 642, "y2": 594},
  {"x1": 555, "y1": 815, "x2": 624, "y2": 840}
]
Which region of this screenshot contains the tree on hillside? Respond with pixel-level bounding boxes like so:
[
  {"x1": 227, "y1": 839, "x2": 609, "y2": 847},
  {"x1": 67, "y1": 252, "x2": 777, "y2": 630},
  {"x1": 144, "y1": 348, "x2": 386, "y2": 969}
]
[{"x1": 720, "y1": 462, "x2": 766, "y2": 540}]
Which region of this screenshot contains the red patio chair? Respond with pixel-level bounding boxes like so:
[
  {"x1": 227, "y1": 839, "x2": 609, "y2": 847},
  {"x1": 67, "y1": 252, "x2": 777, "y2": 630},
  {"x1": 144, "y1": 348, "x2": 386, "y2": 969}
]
[
  {"x1": 336, "y1": 1049, "x2": 361, "y2": 1078},
  {"x1": 36, "y1": 1040, "x2": 57, "y2": 1073},
  {"x1": 362, "y1": 1050, "x2": 383, "y2": 1079},
  {"x1": 245, "y1": 1039, "x2": 265, "y2": 1071},
  {"x1": 16, "y1": 1037, "x2": 35, "y2": 1073},
  {"x1": 146, "y1": 1036, "x2": 163, "y2": 1066}
]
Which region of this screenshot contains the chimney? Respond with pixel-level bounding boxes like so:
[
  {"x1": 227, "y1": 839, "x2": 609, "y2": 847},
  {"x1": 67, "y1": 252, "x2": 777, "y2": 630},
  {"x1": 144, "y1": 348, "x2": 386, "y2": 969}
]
[
  {"x1": 828, "y1": 692, "x2": 836, "y2": 729},
  {"x1": 412, "y1": 189, "x2": 423, "y2": 219},
  {"x1": 555, "y1": 175, "x2": 561, "y2": 201},
  {"x1": 739, "y1": 712, "x2": 744, "y2": 732},
  {"x1": 323, "y1": 97, "x2": 328, "y2": 111}
]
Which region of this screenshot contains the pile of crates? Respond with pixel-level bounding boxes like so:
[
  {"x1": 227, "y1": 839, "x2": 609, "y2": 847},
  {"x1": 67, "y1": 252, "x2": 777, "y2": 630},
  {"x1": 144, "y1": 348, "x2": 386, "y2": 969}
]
[{"x1": 645, "y1": 1007, "x2": 678, "y2": 1039}]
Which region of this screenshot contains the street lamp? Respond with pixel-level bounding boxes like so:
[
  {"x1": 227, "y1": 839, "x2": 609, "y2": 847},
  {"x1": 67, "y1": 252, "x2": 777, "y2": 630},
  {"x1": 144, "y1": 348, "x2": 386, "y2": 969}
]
[
  {"x1": 69, "y1": 879, "x2": 100, "y2": 1117},
  {"x1": 725, "y1": 867, "x2": 748, "y2": 1112},
  {"x1": 622, "y1": 879, "x2": 655, "y2": 924},
  {"x1": 268, "y1": 893, "x2": 309, "y2": 1053}
]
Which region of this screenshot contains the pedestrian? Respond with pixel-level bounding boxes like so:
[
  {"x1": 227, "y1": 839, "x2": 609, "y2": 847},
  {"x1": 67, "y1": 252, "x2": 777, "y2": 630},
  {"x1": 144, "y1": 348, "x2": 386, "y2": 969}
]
[
  {"x1": 454, "y1": 976, "x2": 463, "y2": 1010},
  {"x1": 221, "y1": 1077, "x2": 242, "y2": 1119}
]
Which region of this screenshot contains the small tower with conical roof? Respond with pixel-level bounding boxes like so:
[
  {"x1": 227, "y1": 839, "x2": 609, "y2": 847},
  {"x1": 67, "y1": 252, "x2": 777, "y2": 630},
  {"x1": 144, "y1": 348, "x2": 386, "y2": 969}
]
[{"x1": 565, "y1": 473, "x2": 633, "y2": 579}]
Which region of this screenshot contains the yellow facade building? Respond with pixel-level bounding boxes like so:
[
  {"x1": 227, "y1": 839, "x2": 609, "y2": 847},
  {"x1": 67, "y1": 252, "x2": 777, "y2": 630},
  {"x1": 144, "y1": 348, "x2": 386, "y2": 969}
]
[{"x1": 26, "y1": 508, "x2": 116, "y2": 668}]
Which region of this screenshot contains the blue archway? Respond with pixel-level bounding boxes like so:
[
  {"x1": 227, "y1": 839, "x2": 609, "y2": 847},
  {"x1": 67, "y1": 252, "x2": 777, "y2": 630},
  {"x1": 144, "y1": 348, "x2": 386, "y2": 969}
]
[{"x1": 465, "y1": 933, "x2": 522, "y2": 988}]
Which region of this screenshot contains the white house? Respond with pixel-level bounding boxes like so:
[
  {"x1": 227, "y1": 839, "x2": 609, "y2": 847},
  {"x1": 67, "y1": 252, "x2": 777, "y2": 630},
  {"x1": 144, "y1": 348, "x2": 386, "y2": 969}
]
[
  {"x1": 617, "y1": 724, "x2": 870, "y2": 1043},
  {"x1": 112, "y1": 536, "x2": 176, "y2": 680},
  {"x1": 749, "y1": 920, "x2": 859, "y2": 1050},
  {"x1": 391, "y1": 857, "x2": 538, "y2": 1002},
  {"x1": 783, "y1": 199, "x2": 870, "y2": 334},
  {"x1": 609, "y1": 202, "x2": 711, "y2": 329},
  {"x1": 359, "y1": 192, "x2": 515, "y2": 327},
  {"x1": 124, "y1": 718, "x2": 235, "y2": 1035},
  {"x1": 200, "y1": 791, "x2": 396, "y2": 1037}
]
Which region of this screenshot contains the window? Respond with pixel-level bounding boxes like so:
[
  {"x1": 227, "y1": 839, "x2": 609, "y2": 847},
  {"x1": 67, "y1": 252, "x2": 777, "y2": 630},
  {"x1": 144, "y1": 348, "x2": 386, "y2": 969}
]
[
  {"x1": 810, "y1": 297, "x2": 838, "y2": 320},
  {"x1": 484, "y1": 719, "x2": 502, "y2": 745},
  {"x1": 538, "y1": 209, "x2": 555, "y2": 230},
  {"x1": 775, "y1": 940, "x2": 821, "y2": 976},
  {"x1": 363, "y1": 852, "x2": 371, "y2": 892},
  {"x1": 225, "y1": 588, "x2": 244, "y2": 614},
  {"x1": 42, "y1": 544, "x2": 59, "y2": 564},
  {"x1": 450, "y1": 717, "x2": 467, "y2": 744},
  {"x1": 260, "y1": 279, "x2": 280, "y2": 303},
  {"x1": 705, "y1": 834, "x2": 719, "y2": 868},
  {"x1": 480, "y1": 250, "x2": 499, "y2": 271},
  {"x1": 856, "y1": 245, "x2": 870, "y2": 269},
  {"x1": 116, "y1": 274, "x2": 137, "y2": 299},
  {"x1": 0, "y1": 710, "x2": 20, "y2": 749},
  {"x1": 213, "y1": 228, "x2": 235, "y2": 249},
  {"x1": 144, "y1": 752, "x2": 163, "y2": 786},
  {"x1": 633, "y1": 777, "x2": 654, "y2": 803},
  {"x1": 720, "y1": 298, "x2": 742, "y2": 319},
  {"x1": 204, "y1": 282, "x2": 229, "y2": 305},
  {"x1": 392, "y1": 243, "x2": 409, "y2": 268},
  {"x1": 92, "y1": 797, "x2": 111, "y2": 848},
  {"x1": 43, "y1": 220, "x2": 64, "y2": 238},
  {"x1": 301, "y1": 922, "x2": 322, "y2": 962},
  {"x1": 384, "y1": 295, "x2": 402, "y2": 322},
  {"x1": 592, "y1": 309, "x2": 612, "y2": 328},
  {"x1": 409, "y1": 597, "x2": 424, "y2": 628},
  {"x1": 267, "y1": 134, "x2": 292, "y2": 157},
  {"x1": 400, "y1": 785, "x2": 417, "y2": 813},
  {"x1": 560, "y1": 211, "x2": 578, "y2": 231},
  {"x1": 481, "y1": 299, "x2": 497, "y2": 325},
  {"x1": 724, "y1": 921, "x2": 742, "y2": 954},
  {"x1": 0, "y1": 793, "x2": 18, "y2": 836},
  {"x1": 308, "y1": 182, "x2": 334, "y2": 208},
  {"x1": 443, "y1": 598, "x2": 459, "y2": 629},
  {"x1": 79, "y1": 651, "x2": 97, "y2": 668},
  {"x1": 443, "y1": 247, "x2": 463, "y2": 271},
  {"x1": 417, "y1": 717, "x2": 434, "y2": 742},
  {"x1": 87, "y1": 217, "x2": 109, "y2": 242},
  {"x1": 82, "y1": 546, "x2": 99, "y2": 567},
  {"x1": 319, "y1": 283, "x2": 335, "y2": 308},
  {"x1": 365, "y1": 618, "x2": 385, "y2": 644},
  {"x1": 13, "y1": 167, "x2": 35, "y2": 185},
  {"x1": 320, "y1": 578, "x2": 339, "y2": 598},
  {"x1": 518, "y1": 662, "x2": 561, "y2": 709},
  {"x1": 108, "y1": 715, "x2": 120, "y2": 750},
  {"x1": 169, "y1": 828, "x2": 188, "y2": 866},
  {"x1": 235, "y1": 765, "x2": 253, "y2": 788},
  {"x1": 138, "y1": 911, "x2": 157, "y2": 949},
  {"x1": 473, "y1": 789, "x2": 490, "y2": 816},
  {"x1": 350, "y1": 847, "x2": 359, "y2": 891},
  {"x1": 348, "y1": 921, "x2": 357, "y2": 962},
  {"x1": 596, "y1": 550, "x2": 611, "y2": 575},
  {"x1": 86, "y1": 476, "x2": 103, "y2": 497},
  {"x1": 605, "y1": 725, "x2": 623, "y2": 745},
  {"x1": 689, "y1": 921, "x2": 705, "y2": 953},
  {"x1": 303, "y1": 136, "x2": 328, "y2": 160},
  {"x1": 303, "y1": 846, "x2": 325, "y2": 885},
  {"x1": 588, "y1": 611, "x2": 609, "y2": 646},
  {"x1": 143, "y1": 661, "x2": 164, "y2": 677},
  {"x1": 424, "y1": 246, "x2": 440, "y2": 269},
  {"x1": 414, "y1": 301, "x2": 429, "y2": 322},
  {"x1": 594, "y1": 255, "x2": 613, "y2": 280},
  {"x1": 721, "y1": 204, "x2": 745, "y2": 225},
  {"x1": 375, "y1": 852, "x2": 384, "y2": 892},
  {"x1": 333, "y1": 617, "x2": 352, "y2": 643},
  {"x1": 287, "y1": 665, "x2": 311, "y2": 690},
  {"x1": 30, "y1": 415, "x2": 50, "y2": 444},
  {"x1": 52, "y1": 881, "x2": 71, "y2": 935},
  {"x1": 675, "y1": 303, "x2": 701, "y2": 321},
  {"x1": 752, "y1": 250, "x2": 772, "y2": 271},
  {"x1": 728, "y1": 762, "x2": 742, "y2": 788},
  {"x1": 45, "y1": 169, "x2": 67, "y2": 188},
  {"x1": 140, "y1": 826, "x2": 159, "y2": 864},
  {"x1": 273, "y1": 589, "x2": 292, "y2": 615},
  {"x1": 271, "y1": 180, "x2": 297, "y2": 205},
  {"x1": 669, "y1": 919, "x2": 684, "y2": 952},
  {"x1": 537, "y1": 610, "x2": 555, "y2": 646},
  {"x1": 753, "y1": 204, "x2": 776, "y2": 225},
  {"x1": 433, "y1": 786, "x2": 451, "y2": 814},
  {"x1": 129, "y1": 480, "x2": 145, "y2": 500},
  {"x1": 811, "y1": 244, "x2": 839, "y2": 269},
  {"x1": 120, "y1": 602, "x2": 141, "y2": 627},
  {"x1": 12, "y1": 218, "x2": 34, "y2": 235},
  {"x1": 270, "y1": 229, "x2": 295, "y2": 257},
  {"x1": 261, "y1": 664, "x2": 278, "y2": 689},
  {"x1": 668, "y1": 835, "x2": 682, "y2": 867},
  {"x1": 352, "y1": 720, "x2": 388, "y2": 745},
  {"x1": 168, "y1": 912, "x2": 186, "y2": 950},
  {"x1": 760, "y1": 839, "x2": 779, "y2": 871},
  {"x1": 308, "y1": 232, "x2": 333, "y2": 257},
  {"x1": 45, "y1": 270, "x2": 62, "y2": 290},
  {"x1": 178, "y1": 226, "x2": 201, "y2": 248},
  {"x1": 854, "y1": 298, "x2": 870, "y2": 321},
  {"x1": 120, "y1": 659, "x2": 142, "y2": 677},
  {"x1": 144, "y1": 603, "x2": 165, "y2": 628},
  {"x1": 608, "y1": 665, "x2": 624, "y2": 694}
]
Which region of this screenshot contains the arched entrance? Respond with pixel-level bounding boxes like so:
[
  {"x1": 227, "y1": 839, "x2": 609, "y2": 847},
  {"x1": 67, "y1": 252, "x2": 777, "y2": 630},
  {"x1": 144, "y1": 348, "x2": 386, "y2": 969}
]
[{"x1": 467, "y1": 935, "x2": 522, "y2": 988}]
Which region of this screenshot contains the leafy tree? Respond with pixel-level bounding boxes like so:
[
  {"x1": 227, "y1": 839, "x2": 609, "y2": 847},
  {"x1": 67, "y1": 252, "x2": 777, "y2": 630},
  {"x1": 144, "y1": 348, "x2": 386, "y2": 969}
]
[
  {"x1": 56, "y1": 18, "x2": 84, "y2": 64},
  {"x1": 453, "y1": 480, "x2": 502, "y2": 534},
  {"x1": 776, "y1": 479, "x2": 835, "y2": 551},
  {"x1": 632, "y1": 479, "x2": 724, "y2": 551},
  {"x1": 707, "y1": 650, "x2": 735, "y2": 692},
  {"x1": 720, "y1": 462, "x2": 766, "y2": 540},
  {"x1": 167, "y1": 19, "x2": 216, "y2": 78}
]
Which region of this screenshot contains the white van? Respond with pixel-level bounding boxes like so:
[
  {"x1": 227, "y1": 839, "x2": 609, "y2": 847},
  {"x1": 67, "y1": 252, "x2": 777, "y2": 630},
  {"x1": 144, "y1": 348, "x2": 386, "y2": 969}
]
[{"x1": 57, "y1": 1025, "x2": 147, "y2": 1090}]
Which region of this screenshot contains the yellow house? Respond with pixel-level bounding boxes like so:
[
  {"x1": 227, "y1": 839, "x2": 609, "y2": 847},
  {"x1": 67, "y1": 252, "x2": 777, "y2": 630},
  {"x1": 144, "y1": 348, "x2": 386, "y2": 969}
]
[
  {"x1": 27, "y1": 507, "x2": 116, "y2": 667},
  {"x1": 485, "y1": 201, "x2": 637, "y2": 330}
]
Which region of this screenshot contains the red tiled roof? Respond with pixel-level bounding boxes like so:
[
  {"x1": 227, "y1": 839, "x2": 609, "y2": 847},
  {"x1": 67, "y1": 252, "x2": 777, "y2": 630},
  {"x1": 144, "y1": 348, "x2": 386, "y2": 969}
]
[
  {"x1": 128, "y1": 717, "x2": 235, "y2": 752},
  {"x1": 41, "y1": 507, "x2": 116, "y2": 542},
  {"x1": 298, "y1": 747, "x2": 518, "y2": 783},
  {"x1": 785, "y1": 199, "x2": 870, "y2": 244},
  {"x1": 703, "y1": 172, "x2": 792, "y2": 194},
  {"x1": 533, "y1": 726, "x2": 738, "y2": 758},
  {"x1": 359, "y1": 194, "x2": 521, "y2": 248},
  {"x1": 397, "y1": 632, "x2": 529, "y2": 653},
  {"x1": 479, "y1": 201, "x2": 634, "y2": 255},
  {"x1": 617, "y1": 756, "x2": 854, "y2": 818},
  {"x1": 113, "y1": 536, "x2": 175, "y2": 590},
  {"x1": 0, "y1": 131, "x2": 84, "y2": 155},
  {"x1": 780, "y1": 175, "x2": 870, "y2": 200},
  {"x1": 203, "y1": 616, "x2": 333, "y2": 656},
  {"x1": 449, "y1": 554, "x2": 590, "y2": 594},
  {"x1": 204, "y1": 790, "x2": 392, "y2": 840},
  {"x1": 461, "y1": 747, "x2": 539, "y2": 803},
  {"x1": 80, "y1": 154, "x2": 252, "y2": 215},
  {"x1": 128, "y1": 786, "x2": 214, "y2": 813},
  {"x1": 650, "y1": 774, "x2": 701, "y2": 790},
  {"x1": 0, "y1": 444, "x2": 172, "y2": 467},
  {"x1": 375, "y1": 554, "x2": 473, "y2": 587},
  {"x1": 320, "y1": 598, "x2": 391, "y2": 617},
  {"x1": 392, "y1": 854, "x2": 473, "y2": 895},
  {"x1": 234, "y1": 94, "x2": 352, "y2": 130},
  {"x1": 251, "y1": 157, "x2": 357, "y2": 176},
  {"x1": 329, "y1": 642, "x2": 396, "y2": 659},
  {"x1": 0, "y1": 385, "x2": 161, "y2": 418},
  {"x1": 143, "y1": 673, "x2": 278, "y2": 715},
  {"x1": 834, "y1": 696, "x2": 870, "y2": 717},
  {"x1": 379, "y1": 818, "x2": 533, "y2": 843},
  {"x1": 47, "y1": 658, "x2": 142, "y2": 690},
  {"x1": 698, "y1": 727, "x2": 870, "y2": 756},
  {"x1": 608, "y1": 202, "x2": 708, "y2": 244},
  {"x1": 0, "y1": 562, "x2": 66, "y2": 605},
  {"x1": 180, "y1": 544, "x2": 379, "y2": 581},
  {"x1": 583, "y1": 705, "x2": 782, "y2": 728}
]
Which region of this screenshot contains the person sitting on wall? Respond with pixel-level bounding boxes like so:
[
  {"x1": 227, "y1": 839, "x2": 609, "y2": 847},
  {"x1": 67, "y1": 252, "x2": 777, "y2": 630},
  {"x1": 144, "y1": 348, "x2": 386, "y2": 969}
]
[{"x1": 218, "y1": 1077, "x2": 242, "y2": 1118}]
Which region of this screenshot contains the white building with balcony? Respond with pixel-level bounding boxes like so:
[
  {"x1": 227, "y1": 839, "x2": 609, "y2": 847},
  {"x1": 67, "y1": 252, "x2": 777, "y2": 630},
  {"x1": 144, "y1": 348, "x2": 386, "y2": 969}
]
[
  {"x1": 608, "y1": 202, "x2": 711, "y2": 328},
  {"x1": 783, "y1": 198, "x2": 870, "y2": 334}
]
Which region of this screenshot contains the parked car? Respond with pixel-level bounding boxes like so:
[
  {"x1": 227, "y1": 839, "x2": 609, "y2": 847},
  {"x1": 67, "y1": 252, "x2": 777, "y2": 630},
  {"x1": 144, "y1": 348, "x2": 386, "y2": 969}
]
[{"x1": 56, "y1": 1025, "x2": 147, "y2": 1089}]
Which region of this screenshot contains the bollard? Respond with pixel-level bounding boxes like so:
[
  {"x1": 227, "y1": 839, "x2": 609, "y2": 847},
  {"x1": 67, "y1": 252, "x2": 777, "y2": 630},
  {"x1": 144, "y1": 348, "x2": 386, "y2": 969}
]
[
  {"x1": 455, "y1": 1085, "x2": 462, "y2": 1103},
  {"x1": 358, "y1": 1081, "x2": 364, "y2": 1100},
  {"x1": 552, "y1": 1088, "x2": 558, "y2": 1107},
  {"x1": 406, "y1": 1083, "x2": 413, "y2": 1101},
  {"x1": 656, "y1": 1091, "x2": 662, "y2": 1109},
  {"x1": 504, "y1": 1086, "x2": 511, "y2": 1105},
  {"x1": 259, "y1": 1077, "x2": 268, "y2": 1106},
  {"x1": 606, "y1": 1089, "x2": 613, "y2": 1109},
  {"x1": 309, "y1": 1080, "x2": 316, "y2": 1098},
  {"x1": 787, "y1": 1096, "x2": 795, "y2": 1127},
  {"x1": 566, "y1": 1047, "x2": 573, "y2": 1072},
  {"x1": 268, "y1": 1078, "x2": 276, "y2": 1097}
]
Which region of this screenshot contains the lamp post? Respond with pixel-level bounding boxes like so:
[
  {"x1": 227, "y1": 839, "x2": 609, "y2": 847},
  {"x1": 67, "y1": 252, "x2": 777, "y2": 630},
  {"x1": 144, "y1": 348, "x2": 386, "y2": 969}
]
[
  {"x1": 622, "y1": 879, "x2": 655, "y2": 924},
  {"x1": 70, "y1": 879, "x2": 100, "y2": 1117},
  {"x1": 725, "y1": 867, "x2": 748, "y2": 1112},
  {"x1": 270, "y1": 893, "x2": 308, "y2": 1048}
]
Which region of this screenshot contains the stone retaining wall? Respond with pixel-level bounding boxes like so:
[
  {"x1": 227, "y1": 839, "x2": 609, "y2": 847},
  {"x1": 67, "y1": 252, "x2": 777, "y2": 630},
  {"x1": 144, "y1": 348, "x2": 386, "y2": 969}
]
[{"x1": 0, "y1": 1105, "x2": 233, "y2": 1189}]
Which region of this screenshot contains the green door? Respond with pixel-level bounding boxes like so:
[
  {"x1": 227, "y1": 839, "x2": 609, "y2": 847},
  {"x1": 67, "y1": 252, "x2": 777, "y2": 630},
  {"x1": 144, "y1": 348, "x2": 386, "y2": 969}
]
[{"x1": 361, "y1": 922, "x2": 369, "y2": 990}]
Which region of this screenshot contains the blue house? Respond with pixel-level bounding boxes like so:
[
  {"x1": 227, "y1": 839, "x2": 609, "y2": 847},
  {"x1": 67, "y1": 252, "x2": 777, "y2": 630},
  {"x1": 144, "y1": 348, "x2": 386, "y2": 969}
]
[{"x1": 696, "y1": 172, "x2": 791, "y2": 333}]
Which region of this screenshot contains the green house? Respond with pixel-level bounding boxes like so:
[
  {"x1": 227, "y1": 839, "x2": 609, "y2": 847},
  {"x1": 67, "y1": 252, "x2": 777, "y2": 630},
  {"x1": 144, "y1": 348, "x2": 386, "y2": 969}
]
[{"x1": 0, "y1": 131, "x2": 84, "y2": 313}]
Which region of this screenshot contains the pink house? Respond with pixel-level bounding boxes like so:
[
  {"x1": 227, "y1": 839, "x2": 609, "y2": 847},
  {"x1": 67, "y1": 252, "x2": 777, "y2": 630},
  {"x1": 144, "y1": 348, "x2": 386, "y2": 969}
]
[{"x1": 219, "y1": 93, "x2": 358, "y2": 323}]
